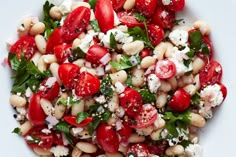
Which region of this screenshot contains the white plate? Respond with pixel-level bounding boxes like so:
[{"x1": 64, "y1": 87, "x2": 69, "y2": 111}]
[{"x1": 0, "y1": 0, "x2": 235, "y2": 156}]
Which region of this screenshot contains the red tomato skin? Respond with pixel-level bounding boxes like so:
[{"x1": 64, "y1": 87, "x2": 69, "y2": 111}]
[
  {"x1": 148, "y1": 24, "x2": 164, "y2": 46},
  {"x1": 147, "y1": 141, "x2": 168, "y2": 155},
  {"x1": 10, "y1": 36, "x2": 36, "y2": 60},
  {"x1": 53, "y1": 43, "x2": 72, "y2": 63},
  {"x1": 46, "y1": 28, "x2": 64, "y2": 53},
  {"x1": 218, "y1": 83, "x2": 227, "y2": 100},
  {"x1": 151, "y1": 6, "x2": 176, "y2": 29},
  {"x1": 199, "y1": 61, "x2": 222, "y2": 88},
  {"x1": 155, "y1": 59, "x2": 176, "y2": 79},
  {"x1": 38, "y1": 77, "x2": 60, "y2": 100},
  {"x1": 24, "y1": 126, "x2": 54, "y2": 149},
  {"x1": 127, "y1": 143, "x2": 150, "y2": 157},
  {"x1": 75, "y1": 72, "x2": 101, "y2": 97},
  {"x1": 169, "y1": 88, "x2": 191, "y2": 112},
  {"x1": 135, "y1": 0, "x2": 158, "y2": 17},
  {"x1": 95, "y1": 0, "x2": 114, "y2": 33},
  {"x1": 96, "y1": 123, "x2": 119, "y2": 153},
  {"x1": 62, "y1": 6, "x2": 90, "y2": 41},
  {"x1": 117, "y1": 11, "x2": 144, "y2": 28},
  {"x1": 111, "y1": 0, "x2": 126, "y2": 11},
  {"x1": 28, "y1": 93, "x2": 47, "y2": 126},
  {"x1": 140, "y1": 48, "x2": 151, "y2": 59},
  {"x1": 58, "y1": 63, "x2": 80, "y2": 88},
  {"x1": 85, "y1": 45, "x2": 110, "y2": 65},
  {"x1": 119, "y1": 88, "x2": 143, "y2": 117},
  {"x1": 117, "y1": 122, "x2": 132, "y2": 142},
  {"x1": 164, "y1": 0, "x2": 185, "y2": 12},
  {"x1": 64, "y1": 115, "x2": 93, "y2": 127}
]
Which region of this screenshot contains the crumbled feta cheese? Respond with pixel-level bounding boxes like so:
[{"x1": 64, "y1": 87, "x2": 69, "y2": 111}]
[
  {"x1": 58, "y1": 0, "x2": 72, "y2": 14},
  {"x1": 99, "y1": 53, "x2": 111, "y2": 65},
  {"x1": 96, "y1": 66, "x2": 105, "y2": 76},
  {"x1": 114, "y1": 11, "x2": 121, "y2": 26},
  {"x1": 25, "y1": 135, "x2": 34, "y2": 141},
  {"x1": 62, "y1": 133, "x2": 70, "y2": 146},
  {"x1": 25, "y1": 87, "x2": 33, "y2": 98},
  {"x1": 50, "y1": 145, "x2": 69, "y2": 157},
  {"x1": 94, "y1": 95, "x2": 106, "y2": 104},
  {"x1": 45, "y1": 77, "x2": 57, "y2": 88},
  {"x1": 41, "y1": 128, "x2": 51, "y2": 134},
  {"x1": 71, "y1": 127, "x2": 83, "y2": 136},
  {"x1": 49, "y1": 0, "x2": 64, "y2": 6},
  {"x1": 200, "y1": 84, "x2": 224, "y2": 107},
  {"x1": 185, "y1": 144, "x2": 203, "y2": 157},
  {"x1": 46, "y1": 115, "x2": 59, "y2": 129},
  {"x1": 79, "y1": 34, "x2": 94, "y2": 52},
  {"x1": 199, "y1": 105, "x2": 213, "y2": 119},
  {"x1": 115, "y1": 119, "x2": 123, "y2": 131},
  {"x1": 169, "y1": 29, "x2": 189, "y2": 46},
  {"x1": 147, "y1": 74, "x2": 161, "y2": 93},
  {"x1": 115, "y1": 106, "x2": 125, "y2": 117},
  {"x1": 115, "y1": 82, "x2": 125, "y2": 94}
]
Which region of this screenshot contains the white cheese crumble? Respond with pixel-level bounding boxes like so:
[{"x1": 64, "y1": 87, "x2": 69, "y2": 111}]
[
  {"x1": 71, "y1": 127, "x2": 83, "y2": 136},
  {"x1": 94, "y1": 95, "x2": 106, "y2": 104},
  {"x1": 185, "y1": 144, "x2": 203, "y2": 157},
  {"x1": 50, "y1": 145, "x2": 69, "y2": 157},
  {"x1": 49, "y1": 0, "x2": 64, "y2": 6},
  {"x1": 200, "y1": 84, "x2": 224, "y2": 107},
  {"x1": 169, "y1": 29, "x2": 189, "y2": 46},
  {"x1": 46, "y1": 115, "x2": 59, "y2": 129},
  {"x1": 147, "y1": 74, "x2": 161, "y2": 93},
  {"x1": 114, "y1": 11, "x2": 121, "y2": 26},
  {"x1": 41, "y1": 128, "x2": 51, "y2": 134},
  {"x1": 58, "y1": 0, "x2": 72, "y2": 14},
  {"x1": 45, "y1": 77, "x2": 57, "y2": 88}
]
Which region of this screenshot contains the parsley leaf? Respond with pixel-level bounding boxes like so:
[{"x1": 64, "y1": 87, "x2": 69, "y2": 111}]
[
  {"x1": 100, "y1": 75, "x2": 113, "y2": 99},
  {"x1": 134, "y1": 13, "x2": 147, "y2": 22},
  {"x1": 57, "y1": 97, "x2": 80, "y2": 106},
  {"x1": 90, "y1": 19, "x2": 100, "y2": 32},
  {"x1": 139, "y1": 88, "x2": 156, "y2": 103},
  {"x1": 12, "y1": 127, "x2": 21, "y2": 135},
  {"x1": 110, "y1": 33, "x2": 117, "y2": 50},
  {"x1": 126, "y1": 74, "x2": 134, "y2": 88},
  {"x1": 68, "y1": 47, "x2": 86, "y2": 62},
  {"x1": 76, "y1": 112, "x2": 89, "y2": 124},
  {"x1": 191, "y1": 92, "x2": 201, "y2": 106},
  {"x1": 110, "y1": 55, "x2": 141, "y2": 70},
  {"x1": 88, "y1": 0, "x2": 97, "y2": 9},
  {"x1": 189, "y1": 30, "x2": 203, "y2": 51},
  {"x1": 87, "y1": 116, "x2": 101, "y2": 135},
  {"x1": 55, "y1": 121, "x2": 70, "y2": 134}
]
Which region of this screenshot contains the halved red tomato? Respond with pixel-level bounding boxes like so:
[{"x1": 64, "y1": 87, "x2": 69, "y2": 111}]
[
  {"x1": 53, "y1": 43, "x2": 72, "y2": 63},
  {"x1": 46, "y1": 27, "x2": 64, "y2": 53},
  {"x1": 111, "y1": 0, "x2": 126, "y2": 11},
  {"x1": 64, "y1": 115, "x2": 92, "y2": 127},
  {"x1": 119, "y1": 88, "x2": 143, "y2": 117},
  {"x1": 28, "y1": 93, "x2": 47, "y2": 126},
  {"x1": 38, "y1": 77, "x2": 60, "y2": 100},
  {"x1": 147, "y1": 141, "x2": 168, "y2": 155},
  {"x1": 163, "y1": 0, "x2": 185, "y2": 12},
  {"x1": 131, "y1": 103, "x2": 158, "y2": 128},
  {"x1": 147, "y1": 24, "x2": 164, "y2": 46},
  {"x1": 155, "y1": 59, "x2": 176, "y2": 79},
  {"x1": 75, "y1": 71, "x2": 101, "y2": 97},
  {"x1": 10, "y1": 36, "x2": 36, "y2": 60},
  {"x1": 62, "y1": 6, "x2": 90, "y2": 41},
  {"x1": 24, "y1": 126, "x2": 53, "y2": 149},
  {"x1": 95, "y1": 0, "x2": 114, "y2": 32},
  {"x1": 135, "y1": 0, "x2": 158, "y2": 17},
  {"x1": 127, "y1": 143, "x2": 150, "y2": 157},
  {"x1": 96, "y1": 123, "x2": 119, "y2": 153},
  {"x1": 58, "y1": 63, "x2": 80, "y2": 88},
  {"x1": 199, "y1": 61, "x2": 222, "y2": 87},
  {"x1": 140, "y1": 48, "x2": 151, "y2": 59},
  {"x1": 169, "y1": 88, "x2": 191, "y2": 112},
  {"x1": 117, "y1": 122, "x2": 132, "y2": 142},
  {"x1": 117, "y1": 11, "x2": 144, "y2": 28}
]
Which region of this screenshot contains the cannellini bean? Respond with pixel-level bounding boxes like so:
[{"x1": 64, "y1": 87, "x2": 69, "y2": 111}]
[
  {"x1": 49, "y1": 6, "x2": 63, "y2": 20},
  {"x1": 49, "y1": 63, "x2": 62, "y2": 85},
  {"x1": 31, "y1": 52, "x2": 42, "y2": 65},
  {"x1": 80, "y1": 155, "x2": 91, "y2": 157},
  {"x1": 193, "y1": 20, "x2": 211, "y2": 35},
  {"x1": 122, "y1": 40, "x2": 144, "y2": 56},
  {"x1": 156, "y1": 92, "x2": 167, "y2": 108},
  {"x1": 108, "y1": 92, "x2": 119, "y2": 112},
  {"x1": 54, "y1": 103, "x2": 66, "y2": 119},
  {"x1": 76, "y1": 142, "x2": 97, "y2": 153},
  {"x1": 43, "y1": 54, "x2": 57, "y2": 64},
  {"x1": 192, "y1": 57, "x2": 205, "y2": 74},
  {"x1": 164, "y1": 42, "x2": 174, "y2": 58},
  {"x1": 123, "y1": 0, "x2": 135, "y2": 10},
  {"x1": 73, "y1": 58, "x2": 85, "y2": 67},
  {"x1": 72, "y1": 38, "x2": 82, "y2": 49},
  {"x1": 20, "y1": 121, "x2": 33, "y2": 136},
  {"x1": 78, "y1": 32, "x2": 86, "y2": 40},
  {"x1": 18, "y1": 17, "x2": 32, "y2": 37},
  {"x1": 190, "y1": 112, "x2": 206, "y2": 127},
  {"x1": 9, "y1": 95, "x2": 27, "y2": 107},
  {"x1": 165, "y1": 145, "x2": 184, "y2": 156},
  {"x1": 136, "y1": 126, "x2": 154, "y2": 136},
  {"x1": 71, "y1": 1, "x2": 91, "y2": 10},
  {"x1": 194, "y1": 74, "x2": 201, "y2": 91},
  {"x1": 30, "y1": 22, "x2": 45, "y2": 36},
  {"x1": 72, "y1": 147, "x2": 82, "y2": 157},
  {"x1": 35, "y1": 35, "x2": 47, "y2": 54},
  {"x1": 153, "y1": 42, "x2": 167, "y2": 60},
  {"x1": 168, "y1": 77, "x2": 178, "y2": 91},
  {"x1": 37, "y1": 56, "x2": 47, "y2": 72},
  {"x1": 118, "y1": 145, "x2": 128, "y2": 155},
  {"x1": 131, "y1": 67, "x2": 145, "y2": 87},
  {"x1": 189, "y1": 133, "x2": 199, "y2": 144},
  {"x1": 140, "y1": 56, "x2": 156, "y2": 69},
  {"x1": 90, "y1": 10, "x2": 95, "y2": 21},
  {"x1": 78, "y1": 130, "x2": 91, "y2": 139},
  {"x1": 84, "y1": 98, "x2": 95, "y2": 111},
  {"x1": 159, "y1": 81, "x2": 172, "y2": 92},
  {"x1": 86, "y1": 24, "x2": 93, "y2": 31},
  {"x1": 150, "y1": 129, "x2": 162, "y2": 141},
  {"x1": 110, "y1": 70, "x2": 127, "y2": 84},
  {"x1": 153, "y1": 117, "x2": 166, "y2": 130},
  {"x1": 40, "y1": 98, "x2": 54, "y2": 116},
  {"x1": 128, "y1": 133, "x2": 145, "y2": 143},
  {"x1": 71, "y1": 100, "x2": 85, "y2": 116},
  {"x1": 107, "y1": 114, "x2": 118, "y2": 125},
  {"x1": 80, "y1": 67, "x2": 97, "y2": 76},
  {"x1": 33, "y1": 148, "x2": 52, "y2": 156},
  {"x1": 184, "y1": 84, "x2": 197, "y2": 96},
  {"x1": 178, "y1": 75, "x2": 194, "y2": 87},
  {"x1": 105, "y1": 152, "x2": 124, "y2": 157}
]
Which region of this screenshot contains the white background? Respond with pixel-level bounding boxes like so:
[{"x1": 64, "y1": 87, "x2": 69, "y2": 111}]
[{"x1": 0, "y1": 0, "x2": 235, "y2": 156}]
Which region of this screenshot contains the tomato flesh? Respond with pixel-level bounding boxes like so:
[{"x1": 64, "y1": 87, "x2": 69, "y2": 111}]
[
  {"x1": 53, "y1": 43, "x2": 72, "y2": 63},
  {"x1": 135, "y1": 0, "x2": 158, "y2": 17},
  {"x1": 96, "y1": 123, "x2": 119, "y2": 153},
  {"x1": 10, "y1": 36, "x2": 36, "y2": 60},
  {"x1": 46, "y1": 28, "x2": 64, "y2": 53},
  {"x1": 38, "y1": 77, "x2": 60, "y2": 100},
  {"x1": 155, "y1": 59, "x2": 176, "y2": 79},
  {"x1": 127, "y1": 143, "x2": 150, "y2": 157},
  {"x1": 164, "y1": 0, "x2": 185, "y2": 12},
  {"x1": 148, "y1": 24, "x2": 164, "y2": 46},
  {"x1": 64, "y1": 115, "x2": 92, "y2": 127},
  {"x1": 117, "y1": 122, "x2": 132, "y2": 142},
  {"x1": 117, "y1": 11, "x2": 144, "y2": 28},
  {"x1": 111, "y1": 0, "x2": 126, "y2": 11}
]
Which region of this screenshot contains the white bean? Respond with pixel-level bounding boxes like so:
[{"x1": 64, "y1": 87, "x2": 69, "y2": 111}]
[
  {"x1": 77, "y1": 130, "x2": 91, "y2": 139},
  {"x1": 18, "y1": 17, "x2": 32, "y2": 37},
  {"x1": 165, "y1": 145, "x2": 184, "y2": 156},
  {"x1": 31, "y1": 52, "x2": 42, "y2": 65},
  {"x1": 128, "y1": 133, "x2": 145, "y2": 143},
  {"x1": 164, "y1": 42, "x2": 174, "y2": 58},
  {"x1": 54, "y1": 103, "x2": 66, "y2": 119},
  {"x1": 37, "y1": 56, "x2": 47, "y2": 72},
  {"x1": 123, "y1": 0, "x2": 135, "y2": 10},
  {"x1": 72, "y1": 38, "x2": 82, "y2": 50},
  {"x1": 140, "y1": 56, "x2": 156, "y2": 69},
  {"x1": 153, "y1": 117, "x2": 166, "y2": 130},
  {"x1": 131, "y1": 67, "x2": 145, "y2": 87},
  {"x1": 49, "y1": 63, "x2": 62, "y2": 85},
  {"x1": 178, "y1": 75, "x2": 194, "y2": 87},
  {"x1": 105, "y1": 152, "x2": 124, "y2": 157},
  {"x1": 30, "y1": 22, "x2": 45, "y2": 36},
  {"x1": 34, "y1": 148, "x2": 52, "y2": 156},
  {"x1": 153, "y1": 42, "x2": 167, "y2": 60},
  {"x1": 40, "y1": 98, "x2": 54, "y2": 116},
  {"x1": 194, "y1": 74, "x2": 201, "y2": 91},
  {"x1": 107, "y1": 114, "x2": 118, "y2": 125},
  {"x1": 156, "y1": 92, "x2": 167, "y2": 108},
  {"x1": 20, "y1": 121, "x2": 33, "y2": 136},
  {"x1": 190, "y1": 112, "x2": 206, "y2": 127},
  {"x1": 150, "y1": 129, "x2": 162, "y2": 141},
  {"x1": 193, "y1": 20, "x2": 211, "y2": 35},
  {"x1": 72, "y1": 147, "x2": 82, "y2": 157},
  {"x1": 168, "y1": 76, "x2": 178, "y2": 91},
  {"x1": 9, "y1": 95, "x2": 27, "y2": 107},
  {"x1": 35, "y1": 35, "x2": 47, "y2": 54},
  {"x1": 110, "y1": 70, "x2": 127, "y2": 84},
  {"x1": 49, "y1": 6, "x2": 63, "y2": 20},
  {"x1": 159, "y1": 81, "x2": 172, "y2": 92},
  {"x1": 43, "y1": 54, "x2": 57, "y2": 64},
  {"x1": 108, "y1": 92, "x2": 119, "y2": 112},
  {"x1": 80, "y1": 67, "x2": 97, "y2": 76},
  {"x1": 73, "y1": 58, "x2": 85, "y2": 67},
  {"x1": 136, "y1": 126, "x2": 154, "y2": 136},
  {"x1": 122, "y1": 40, "x2": 144, "y2": 56},
  {"x1": 192, "y1": 57, "x2": 205, "y2": 74},
  {"x1": 71, "y1": 100, "x2": 85, "y2": 116},
  {"x1": 71, "y1": 2, "x2": 91, "y2": 10},
  {"x1": 84, "y1": 98, "x2": 95, "y2": 111},
  {"x1": 184, "y1": 84, "x2": 197, "y2": 96},
  {"x1": 76, "y1": 142, "x2": 97, "y2": 153}
]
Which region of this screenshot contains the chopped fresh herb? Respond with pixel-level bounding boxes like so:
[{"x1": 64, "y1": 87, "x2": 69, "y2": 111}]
[
  {"x1": 88, "y1": 0, "x2": 97, "y2": 9},
  {"x1": 134, "y1": 13, "x2": 147, "y2": 22},
  {"x1": 174, "y1": 19, "x2": 184, "y2": 25},
  {"x1": 64, "y1": 132, "x2": 74, "y2": 145},
  {"x1": 68, "y1": 47, "x2": 86, "y2": 62},
  {"x1": 110, "y1": 33, "x2": 117, "y2": 50},
  {"x1": 189, "y1": 30, "x2": 203, "y2": 51},
  {"x1": 87, "y1": 116, "x2": 101, "y2": 135},
  {"x1": 27, "y1": 134, "x2": 41, "y2": 144},
  {"x1": 126, "y1": 74, "x2": 134, "y2": 88},
  {"x1": 100, "y1": 75, "x2": 113, "y2": 99},
  {"x1": 57, "y1": 97, "x2": 81, "y2": 106},
  {"x1": 128, "y1": 152, "x2": 137, "y2": 157},
  {"x1": 43, "y1": 1, "x2": 60, "y2": 38},
  {"x1": 191, "y1": 92, "x2": 201, "y2": 106},
  {"x1": 139, "y1": 88, "x2": 156, "y2": 103},
  {"x1": 180, "y1": 140, "x2": 192, "y2": 148},
  {"x1": 55, "y1": 121, "x2": 70, "y2": 134},
  {"x1": 110, "y1": 55, "x2": 141, "y2": 70},
  {"x1": 163, "y1": 110, "x2": 191, "y2": 138},
  {"x1": 57, "y1": 98, "x2": 67, "y2": 106},
  {"x1": 90, "y1": 19, "x2": 100, "y2": 32},
  {"x1": 76, "y1": 112, "x2": 89, "y2": 124},
  {"x1": 102, "y1": 109, "x2": 111, "y2": 121},
  {"x1": 201, "y1": 43, "x2": 210, "y2": 54},
  {"x1": 12, "y1": 127, "x2": 21, "y2": 135},
  {"x1": 186, "y1": 49, "x2": 195, "y2": 58}
]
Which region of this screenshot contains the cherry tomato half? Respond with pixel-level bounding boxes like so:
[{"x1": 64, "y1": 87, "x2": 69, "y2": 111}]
[
  {"x1": 58, "y1": 63, "x2": 80, "y2": 88},
  {"x1": 119, "y1": 88, "x2": 143, "y2": 117},
  {"x1": 147, "y1": 24, "x2": 164, "y2": 46},
  {"x1": 64, "y1": 115, "x2": 92, "y2": 127},
  {"x1": 135, "y1": 0, "x2": 158, "y2": 17},
  {"x1": 169, "y1": 88, "x2": 191, "y2": 112},
  {"x1": 62, "y1": 6, "x2": 90, "y2": 41},
  {"x1": 111, "y1": 0, "x2": 126, "y2": 11},
  {"x1": 75, "y1": 71, "x2": 101, "y2": 97},
  {"x1": 147, "y1": 141, "x2": 168, "y2": 155},
  {"x1": 127, "y1": 143, "x2": 150, "y2": 157},
  {"x1": 38, "y1": 77, "x2": 60, "y2": 100},
  {"x1": 46, "y1": 27, "x2": 64, "y2": 53},
  {"x1": 28, "y1": 93, "x2": 47, "y2": 126},
  {"x1": 117, "y1": 11, "x2": 144, "y2": 28},
  {"x1": 95, "y1": 0, "x2": 114, "y2": 33},
  {"x1": 53, "y1": 43, "x2": 72, "y2": 63},
  {"x1": 117, "y1": 122, "x2": 132, "y2": 142},
  {"x1": 155, "y1": 59, "x2": 176, "y2": 79},
  {"x1": 199, "y1": 61, "x2": 222, "y2": 88},
  {"x1": 163, "y1": 0, "x2": 185, "y2": 12},
  {"x1": 10, "y1": 36, "x2": 36, "y2": 60},
  {"x1": 96, "y1": 123, "x2": 119, "y2": 153}
]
